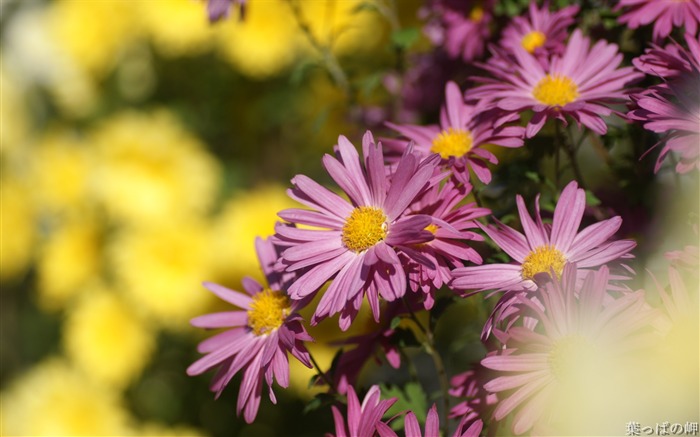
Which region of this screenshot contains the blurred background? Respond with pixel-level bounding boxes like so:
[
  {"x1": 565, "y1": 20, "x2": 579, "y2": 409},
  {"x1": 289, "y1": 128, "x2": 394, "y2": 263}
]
[{"x1": 0, "y1": 0, "x2": 427, "y2": 435}]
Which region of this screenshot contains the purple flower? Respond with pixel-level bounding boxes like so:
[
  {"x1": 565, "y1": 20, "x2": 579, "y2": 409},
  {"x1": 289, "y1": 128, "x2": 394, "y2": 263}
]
[
  {"x1": 480, "y1": 264, "x2": 658, "y2": 435},
  {"x1": 206, "y1": 0, "x2": 245, "y2": 22},
  {"x1": 452, "y1": 180, "x2": 636, "y2": 294},
  {"x1": 437, "y1": 0, "x2": 495, "y2": 62},
  {"x1": 615, "y1": 0, "x2": 700, "y2": 41},
  {"x1": 327, "y1": 385, "x2": 397, "y2": 437},
  {"x1": 402, "y1": 178, "x2": 490, "y2": 308},
  {"x1": 386, "y1": 81, "x2": 525, "y2": 184},
  {"x1": 468, "y1": 29, "x2": 643, "y2": 137},
  {"x1": 499, "y1": 1, "x2": 579, "y2": 62},
  {"x1": 186, "y1": 238, "x2": 313, "y2": 423},
  {"x1": 275, "y1": 132, "x2": 441, "y2": 330}
]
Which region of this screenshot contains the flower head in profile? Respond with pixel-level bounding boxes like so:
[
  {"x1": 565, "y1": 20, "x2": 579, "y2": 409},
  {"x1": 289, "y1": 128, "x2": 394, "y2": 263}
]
[
  {"x1": 386, "y1": 81, "x2": 525, "y2": 184},
  {"x1": 480, "y1": 264, "x2": 658, "y2": 435},
  {"x1": 452, "y1": 180, "x2": 636, "y2": 294},
  {"x1": 327, "y1": 385, "x2": 397, "y2": 437},
  {"x1": 468, "y1": 29, "x2": 642, "y2": 137},
  {"x1": 499, "y1": 2, "x2": 579, "y2": 61},
  {"x1": 187, "y1": 238, "x2": 313, "y2": 423},
  {"x1": 630, "y1": 34, "x2": 700, "y2": 173},
  {"x1": 615, "y1": 0, "x2": 700, "y2": 41},
  {"x1": 275, "y1": 132, "x2": 440, "y2": 330}
]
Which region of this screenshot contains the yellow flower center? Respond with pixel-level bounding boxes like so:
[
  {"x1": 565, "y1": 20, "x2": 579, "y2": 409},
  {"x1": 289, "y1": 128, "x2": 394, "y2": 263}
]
[
  {"x1": 469, "y1": 6, "x2": 484, "y2": 22},
  {"x1": 430, "y1": 128, "x2": 473, "y2": 159},
  {"x1": 425, "y1": 224, "x2": 439, "y2": 235},
  {"x1": 341, "y1": 206, "x2": 388, "y2": 253},
  {"x1": 532, "y1": 74, "x2": 579, "y2": 107},
  {"x1": 247, "y1": 289, "x2": 291, "y2": 336},
  {"x1": 521, "y1": 245, "x2": 566, "y2": 281},
  {"x1": 548, "y1": 335, "x2": 595, "y2": 382},
  {"x1": 521, "y1": 30, "x2": 546, "y2": 53}
]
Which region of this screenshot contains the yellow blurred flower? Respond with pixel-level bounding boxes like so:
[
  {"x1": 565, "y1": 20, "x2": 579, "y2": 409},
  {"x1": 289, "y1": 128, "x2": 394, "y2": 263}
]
[
  {"x1": 46, "y1": 0, "x2": 138, "y2": 77},
  {"x1": 0, "y1": 176, "x2": 36, "y2": 282},
  {"x1": 216, "y1": 0, "x2": 302, "y2": 78},
  {"x1": 0, "y1": 358, "x2": 133, "y2": 436},
  {"x1": 29, "y1": 129, "x2": 93, "y2": 215},
  {"x1": 0, "y1": 62, "x2": 29, "y2": 156},
  {"x1": 91, "y1": 110, "x2": 221, "y2": 224},
  {"x1": 63, "y1": 286, "x2": 156, "y2": 388},
  {"x1": 210, "y1": 185, "x2": 297, "y2": 287},
  {"x1": 36, "y1": 217, "x2": 102, "y2": 311},
  {"x1": 110, "y1": 218, "x2": 216, "y2": 329},
  {"x1": 138, "y1": 0, "x2": 217, "y2": 57}
]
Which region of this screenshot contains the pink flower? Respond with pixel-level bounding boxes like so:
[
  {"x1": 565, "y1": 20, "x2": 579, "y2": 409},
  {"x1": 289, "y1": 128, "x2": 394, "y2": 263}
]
[
  {"x1": 386, "y1": 81, "x2": 525, "y2": 184},
  {"x1": 615, "y1": 0, "x2": 700, "y2": 41},
  {"x1": 186, "y1": 238, "x2": 313, "y2": 423},
  {"x1": 275, "y1": 132, "x2": 441, "y2": 330},
  {"x1": 630, "y1": 35, "x2": 700, "y2": 173},
  {"x1": 206, "y1": 0, "x2": 245, "y2": 22},
  {"x1": 499, "y1": 1, "x2": 579, "y2": 61},
  {"x1": 327, "y1": 385, "x2": 397, "y2": 437},
  {"x1": 468, "y1": 29, "x2": 643, "y2": 137},
  {"x1": 452, "y1": 180, "x2": 636, "y2": 294},
  {"x1": 402, "y1": 178, "x2": 490, "y2": 308},
  {"x1": 480, "y1": 264, "x2": 658, "y2": 435},
  {"x1": 400, "y1": 404, "x2": 482, "y2": 437},
  {"x1": 440, "y1": 1, "x2": 494, "y2": 62}
]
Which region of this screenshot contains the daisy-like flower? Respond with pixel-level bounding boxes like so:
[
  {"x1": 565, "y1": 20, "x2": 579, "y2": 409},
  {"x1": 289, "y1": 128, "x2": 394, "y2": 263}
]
[
  {"x1": 386, "y1": 404, "x2": 482, "y2": 437},
  {"x1": 451, "y1": 180, "x2": 636, "y2": 293},
  {"x1": 386, "y1": 81, "x2": 525, "y2": 184},
  {"x1": 186, "y1": 237, "x2": 313, "y2": 424},
  {"x1": 327, "y1": 385, "x2": 397, "y2": 437},
  {"x1": 275, "y1": 132, "x2": 441, "y2": 330},
  {"x1": 499, "y1": 2, "x2": 579, "y2": 60},
  {"x1": 468, "y1": 29, "x2": 643, "y2": 138},
  {"x1": 402, "y1": 177, "x2": 490, "y2": 308},
  {"x1": 480, "y1": 264, "x2": 658, "y2": 435},
  {"x1": 615, "y1": 0, "x2": 700, "y2": 41},
  {"x1": 438, "y1": 0, "x2": 495, "y2": 62},
  {"x1": 630, "y1": 34, "x2": 700, "y2": 173}
]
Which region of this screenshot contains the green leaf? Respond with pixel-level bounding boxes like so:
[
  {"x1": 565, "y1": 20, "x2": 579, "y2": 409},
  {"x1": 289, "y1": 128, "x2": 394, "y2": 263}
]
[
  {"x1": 585, "y1": 190, "x2": 601, "y2": 206},
  {"x1": 303, "y1": 393, "x2": 336, "y2": 414},
  {"x1": 381, "y1": 382, "x2": 428, "y2": 431},
  {"x1": 390, "y1": 316, "x2": 402, "y2": 330},
  {"x1": 390, "y1": 28, "x2": 420, "y2": 50}
]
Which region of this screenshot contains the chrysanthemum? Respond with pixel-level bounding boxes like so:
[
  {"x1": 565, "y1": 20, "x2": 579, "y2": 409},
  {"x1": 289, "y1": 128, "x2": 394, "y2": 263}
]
[
  {"x1": 437, "y1": 0, "x2": 495, "y2": 62},
  {"x1": 630, "y1": 35, "x2": 700, "y2": 173},
  {"x1": 452, "y1": 180, "x2": 636, "y2": 293},
  {"x1": 402, "y1": 178, "x2": 490, "y2": 308},
  {"x1": 386, "y1": 81, "x2": 525, "y2": 184},
  {"x1": 468, "y1": 29, "x2": 643, "y2": 137},
  {"x1": 480, "y1": 264, "x2": 658, "y2": 435},
  {"x1": 400, "y1": 404, "x2": 483, "y2": 437},
  {"x1": 328, "y1": 385, "x2": 397, "y2": 437},
  {"x1": 615, "y1": 0, "x2": 700, "y2": 41},
  {"x1": 499, "y1": 2, "x2": 579, "y2": 60},
  {"x1": 187, "y1": 238, "x2": 313, "y2": 423},
  {"x1": 275, "y1": 132, "x2": 441, "y2": 330}
]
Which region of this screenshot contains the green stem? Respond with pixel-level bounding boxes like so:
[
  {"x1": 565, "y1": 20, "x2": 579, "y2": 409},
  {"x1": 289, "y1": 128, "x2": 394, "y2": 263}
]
[
  {"x1": 308, "y1": 348, "x2": 334, "y2": 389},
  {"x1": 557, "y1": 123, "x2": 587, "y2": 190}
]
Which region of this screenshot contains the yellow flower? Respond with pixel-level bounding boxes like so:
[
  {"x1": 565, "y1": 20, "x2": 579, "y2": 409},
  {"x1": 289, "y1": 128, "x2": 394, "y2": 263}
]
[
  {"x1": 0, "y1": 62, "x2": 29, "y2": 156},
  {"x1": 0, "y1": 176, "x2": 36, "y2": 282},
  {"x1": 216, "y1": 0, "x2": 302, "y2": 78},
  {"x1": 91, "y1": 110, "x2": 221, "y2": 224},
  {"x1": 210, "y1": 185, "x2": 298, "y2": 286},
  {"x1": 0, "y1": 358, "x2": 133, "y2": 436},
  {"x1": 36, "y1": 217, "x2": 102, "y2": 311},
  {"x1": 138, "y1": 0, "x2": 216, "y2": 57},
  {"x1": 63, "y1": 286, "x2": 156, "y2": 388},
  {"x1": 110, "y1": 218, "x2": 216, "y2": 329}
]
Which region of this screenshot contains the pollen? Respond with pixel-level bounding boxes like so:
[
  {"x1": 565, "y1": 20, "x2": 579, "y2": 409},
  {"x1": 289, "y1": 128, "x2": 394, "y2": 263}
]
[
  {"x1": 247, "y1": 289, "x2": 291, "y2": 336},
  {"x1": 430, "y1": 128, "x2": 474, "y2": 159},
  {"x1": 342, "y1": 206, "x2": 388, "y2": 253},
  {"x1": 521, "y1": 30, "x2": 546, "y2": 53},
  {"x1": 532, "y1": 74, "x2": 579, "y2": 107},
  {"x1": 425, "y1": 224, "x2": 439, "y2": 235},
  {"x1": 521, "y1": 245, "x2": 566, "y2": 281}
]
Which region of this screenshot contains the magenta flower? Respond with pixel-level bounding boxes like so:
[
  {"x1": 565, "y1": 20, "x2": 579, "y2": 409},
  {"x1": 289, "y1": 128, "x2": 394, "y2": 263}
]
[
  {"x1": 630, "y1": 35, "x2": 700, "y2": 173},
  {"x1": 186, "y1": 238, "x2": 313, "y2": 423},
  {"x1": 402, "y1": 178, "x2": 490, "y2": 308},
  {"x1": 206, "y1": 0, "x2": 245, "y2": 22},
  {"x1": 480, "y1": 264, "x2": 658, "y2": 435},
  {"x1": 468, "y1": 29, "x2": 643, "y2": 137},
  {"x1": 440, "y1": 0, "x2": 494, "y2": 62},
  {"x1": 275, "y1": 132, "x2": 441, "y2": 330},
  {"x1": 386, "y1": 81, "x2": 525, "y2": 184},
  {"x1": 395, "y1": 404, "x2": 482, "y2": 437},
  {"x1": 327, "y1": 385, "x2": 397, "y2": 437},
  {"x1": 452, "y1": 180, "x2": 636, "y2": 293},
  {"x1": 499, "y1": 2, "x2": 579, "y2": 61},
  {"x1": 615, "y1": 0, "x2": 700, "y2": 41}
]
